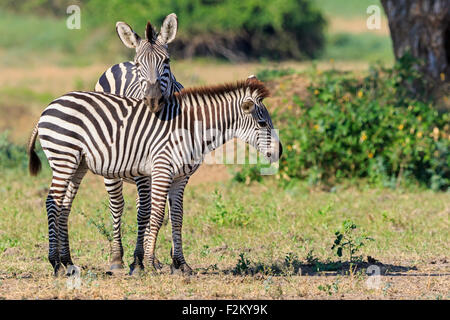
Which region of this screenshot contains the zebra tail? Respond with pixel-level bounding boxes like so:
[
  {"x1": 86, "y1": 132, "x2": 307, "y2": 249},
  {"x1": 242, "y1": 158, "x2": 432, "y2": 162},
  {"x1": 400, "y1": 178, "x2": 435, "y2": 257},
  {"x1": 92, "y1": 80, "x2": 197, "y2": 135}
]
[{"x1": 28, "y1": 123, "x2": 42, "y2": 176}]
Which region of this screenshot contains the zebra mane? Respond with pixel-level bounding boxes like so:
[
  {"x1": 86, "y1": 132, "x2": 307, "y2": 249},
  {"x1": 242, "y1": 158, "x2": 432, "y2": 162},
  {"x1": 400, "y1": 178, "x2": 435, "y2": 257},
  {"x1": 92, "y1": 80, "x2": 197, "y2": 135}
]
[{"x1": 174, "y1": 79, "x2": 270, "y2": 101}]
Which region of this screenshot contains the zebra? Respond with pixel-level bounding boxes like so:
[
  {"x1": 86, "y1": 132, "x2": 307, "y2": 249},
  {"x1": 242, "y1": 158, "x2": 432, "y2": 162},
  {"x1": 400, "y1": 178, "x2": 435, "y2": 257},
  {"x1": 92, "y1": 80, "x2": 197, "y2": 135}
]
[
  {"x1": 28, "y1": 76, "x2": 282, "y2": 276},
  {"x1": 92, "y1": 13, "x2": 185, "y2": 271}
]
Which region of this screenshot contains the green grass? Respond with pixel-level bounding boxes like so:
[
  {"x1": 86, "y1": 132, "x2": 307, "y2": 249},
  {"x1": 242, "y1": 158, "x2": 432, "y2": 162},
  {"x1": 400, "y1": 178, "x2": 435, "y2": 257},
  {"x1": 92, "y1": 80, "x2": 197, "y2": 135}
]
[
  {"x1": 0, "y1": 11, "x2": 127, "y2": 67},
  {"x1": 315, "y1": 0, "x2": 384, "y2": 18},
  {"x1": 0, "y1": 159, "x2": 448, "y2": 298},
  {"x1": 322, "y1": 32, "x2": 393, "y2": 63}
]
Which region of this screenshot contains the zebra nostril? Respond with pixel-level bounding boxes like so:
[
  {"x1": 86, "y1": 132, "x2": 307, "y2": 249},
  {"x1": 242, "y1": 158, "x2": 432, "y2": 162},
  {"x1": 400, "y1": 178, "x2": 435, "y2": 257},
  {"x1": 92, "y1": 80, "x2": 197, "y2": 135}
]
[{"x1": 267, "y1": 152, "x2": 272, "y2": 158}]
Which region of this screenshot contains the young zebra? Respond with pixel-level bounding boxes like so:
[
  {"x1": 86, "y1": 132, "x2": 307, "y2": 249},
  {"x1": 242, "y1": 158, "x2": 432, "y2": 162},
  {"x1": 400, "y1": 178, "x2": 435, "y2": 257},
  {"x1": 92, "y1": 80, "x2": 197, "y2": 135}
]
[
  {"x1": 93, "y1": 14, "x2": 184, "y2": 271},
  {"x1": 28, "y1": 76, "x2": 282, "y2": 275}
]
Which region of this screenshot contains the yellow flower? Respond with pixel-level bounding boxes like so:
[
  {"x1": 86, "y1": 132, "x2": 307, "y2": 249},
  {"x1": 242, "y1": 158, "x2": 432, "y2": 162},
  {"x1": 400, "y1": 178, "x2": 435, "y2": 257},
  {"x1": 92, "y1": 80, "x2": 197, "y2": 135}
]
[
  {"x1": 287, "y1": 105, "x2": 293, "y2": 111},
  {"x1": 360, "y1": 132, "x2": 367, "y2": 142},
  {"x1": 398, "y1": 124, "x2": 404, "y2": 130},
  {"x1": 432, "y1": 127, "x2": 440, "y2": 141},
  {"x1": 440, "y1": 73, "x2": 445, "y2": 81},
  {"x1": 314, "y1": 89, "x2": 319, "y2": 95},
  {"x1": 368, "y1": 152, "x2": 374, "y2": 159},
  {"x1": 313, "y1": 124, "x2": 319, "y2": 130},
  {"x1": 287, "y1": 145, "x2": 293, "y2": 151},
  {"x1": 417, "y1": 115, "x2": 422, "y2": 122},
  {"x1": 357, "y1": 90, "x2": 363, "y2": 98},
  {"x1": 417, "y1": 131, "x2": 423, "y2": 138}
]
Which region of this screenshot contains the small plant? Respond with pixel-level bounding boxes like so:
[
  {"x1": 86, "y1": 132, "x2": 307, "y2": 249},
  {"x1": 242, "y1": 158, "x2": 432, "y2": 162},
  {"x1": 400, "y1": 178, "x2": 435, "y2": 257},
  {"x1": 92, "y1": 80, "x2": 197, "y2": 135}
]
[
  {"x1": 332, "y1": 220, "x2": 374, "y2": 262},
  {"x1": 318, "y1": 278, "x2": 340, "y2": 296},
  {"x1": 79, "y1": 208, "x2": 113, "y2": 243},
  {"x1": 208, "y1": 190, "x2": 250, "y2": 227},
  {"x1": 233, "y1": 253, "x2": 252, "y2": 275}
]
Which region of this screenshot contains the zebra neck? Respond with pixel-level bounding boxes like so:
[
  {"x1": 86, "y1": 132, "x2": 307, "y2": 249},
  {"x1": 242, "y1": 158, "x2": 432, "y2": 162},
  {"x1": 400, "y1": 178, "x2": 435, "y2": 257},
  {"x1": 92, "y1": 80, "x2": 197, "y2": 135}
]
[{"x1": 179, "y1": 90, "x2": 243, "y2": 153}]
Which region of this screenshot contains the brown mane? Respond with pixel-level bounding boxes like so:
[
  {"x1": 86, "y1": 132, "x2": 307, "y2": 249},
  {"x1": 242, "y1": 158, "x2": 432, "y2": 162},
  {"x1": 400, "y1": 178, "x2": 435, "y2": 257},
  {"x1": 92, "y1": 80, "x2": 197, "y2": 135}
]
[{"x1": 174, "y1": 79, "x2": 270, "y2": 101}]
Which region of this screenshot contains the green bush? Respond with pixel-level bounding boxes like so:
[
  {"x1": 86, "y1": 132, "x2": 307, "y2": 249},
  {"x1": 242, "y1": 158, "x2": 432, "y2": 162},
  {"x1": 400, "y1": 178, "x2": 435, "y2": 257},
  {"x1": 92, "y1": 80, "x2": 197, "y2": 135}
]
[
  {"x1": 0, "y1": 131, "x2": 29, "y2": 170},
  {"x1": 85, "y1": 0, "x2": 326, "y2": 61},
  {"x1": 276, "y1": 55, "x2": 449, "y2": 190}
]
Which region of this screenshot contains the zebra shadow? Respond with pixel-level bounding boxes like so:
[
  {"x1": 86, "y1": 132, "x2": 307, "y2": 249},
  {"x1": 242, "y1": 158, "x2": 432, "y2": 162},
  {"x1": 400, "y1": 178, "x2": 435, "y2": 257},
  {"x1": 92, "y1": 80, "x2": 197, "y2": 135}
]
[{"x1": 200, "y1": 256, "x2": 429, "y2": 277}]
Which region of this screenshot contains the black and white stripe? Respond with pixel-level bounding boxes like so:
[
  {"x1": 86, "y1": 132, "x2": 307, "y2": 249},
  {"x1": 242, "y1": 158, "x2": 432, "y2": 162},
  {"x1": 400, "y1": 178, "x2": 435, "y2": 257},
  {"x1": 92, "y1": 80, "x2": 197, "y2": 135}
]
[
  {"x1": 28, "y1": 78, "x2": 282, "y2": 275},
  {"x1": 94, "y1": 14, "x2": 183, "y2": 271}
]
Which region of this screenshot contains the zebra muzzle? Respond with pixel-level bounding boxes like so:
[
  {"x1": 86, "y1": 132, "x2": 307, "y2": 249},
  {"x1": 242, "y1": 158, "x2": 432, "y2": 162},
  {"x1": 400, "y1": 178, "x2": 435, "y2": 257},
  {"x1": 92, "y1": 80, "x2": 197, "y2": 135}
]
[{"x1": 145, "y1": 96, "x2": 164, "y2": 112}]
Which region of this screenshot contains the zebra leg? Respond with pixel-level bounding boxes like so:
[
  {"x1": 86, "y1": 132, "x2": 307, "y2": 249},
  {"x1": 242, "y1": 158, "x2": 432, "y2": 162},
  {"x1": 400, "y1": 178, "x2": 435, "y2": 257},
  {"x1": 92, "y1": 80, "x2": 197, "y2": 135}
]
[
  {"x1": 168, "y1": 177, "x2": 192, "y2": 275},
  {"x1": 129, "y1": 177, "x2": 151, "y2": 275},
  {"x1": 59, "y1": 162, "x2": 88, "y2": 271},
  {"x1": 46, "y1": 175, "x2": 72, "y2": 276},
  {"x1": 135, "y1": 177, "x2": 163, "y2": 270},
  {"x1": 104, "y1": 178, "x2": 125, "y2": 270},
  {"x1": 142, "y1": 168, "x2": 173, "y2": 273}
]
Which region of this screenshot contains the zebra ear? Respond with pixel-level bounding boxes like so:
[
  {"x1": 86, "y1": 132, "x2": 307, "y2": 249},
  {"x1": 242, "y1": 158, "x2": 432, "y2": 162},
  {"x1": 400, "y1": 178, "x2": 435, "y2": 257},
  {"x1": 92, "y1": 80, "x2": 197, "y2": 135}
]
[
  {"x1": 246, "y1": 75, "x2": 259, "y2": 84},
  {"x1": 158, "y1": 13, "x2": 178, "y2": 44},
  {"x1": 241, "y1": 100, "x2": 255, "y2": 114},
  {"x1": 145, "y1": 21, "x2": 157, "y2": 43},
  {"x1": 116, "y1": 22, "x2": 141, "y2": 49}
]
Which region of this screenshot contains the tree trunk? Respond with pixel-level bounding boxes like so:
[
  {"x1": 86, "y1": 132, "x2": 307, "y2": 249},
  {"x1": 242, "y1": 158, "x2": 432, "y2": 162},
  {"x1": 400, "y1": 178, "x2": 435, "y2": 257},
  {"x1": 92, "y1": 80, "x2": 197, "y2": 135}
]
[{"x1": 381, "y1": 0, "x2": 449, "y2": 108}]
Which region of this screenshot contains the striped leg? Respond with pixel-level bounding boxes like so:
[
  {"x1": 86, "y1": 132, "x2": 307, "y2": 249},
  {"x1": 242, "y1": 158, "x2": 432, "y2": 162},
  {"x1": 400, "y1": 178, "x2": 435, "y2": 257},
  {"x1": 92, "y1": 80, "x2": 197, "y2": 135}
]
[
  {"x1": 59, "y1": 162, "x2": 88, "y2": 270},
  {"x1": 143, "y1": 166, "x2": 173, "y2": 272},
  {"x1": 169, "y1": 176, "x2": 192, "y2": 275},
  {"x1": 136, "y1": 177, "x2": 163, "y2": 270},
  {"x1": 104, "y1": 178, "x2": 126, "y2": 270},
  {"x1": 129, "y1": 176, "x2": 154, "y2": 274},
  {"x1": 46, "y1": 175, "x2": 73, "y2": 276}
]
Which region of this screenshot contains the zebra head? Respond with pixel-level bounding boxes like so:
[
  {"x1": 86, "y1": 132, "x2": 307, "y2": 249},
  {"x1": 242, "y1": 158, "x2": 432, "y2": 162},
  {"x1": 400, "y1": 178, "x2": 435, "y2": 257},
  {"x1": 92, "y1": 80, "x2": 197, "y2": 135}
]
[
  {"x1": 237, "y1": 75, "x2": 283, "y2": 163},
  {"x1": 116, "y1": 13, "x2": 178, "y2": 112}
]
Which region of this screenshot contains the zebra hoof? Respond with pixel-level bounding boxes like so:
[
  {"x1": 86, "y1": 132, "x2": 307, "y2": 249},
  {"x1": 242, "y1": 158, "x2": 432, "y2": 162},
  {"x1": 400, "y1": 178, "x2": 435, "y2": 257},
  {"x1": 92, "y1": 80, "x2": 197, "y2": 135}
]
[
  {"x1": 129, "y1": 264, "x2": 143, "y2": 277},
  {"x1": 52, "y1": 263, "x2": 64, "y2": 277},
  {"x1": 153, "y1": 258, "x2": 163, "y2": 270},
  {"x1": 110, "y1": 263, "x2": 124, "y2": 270},
  {"x1": 171, "y1": 263, "x2": 193, "y2": 276},
  {"x1": 66, "y1": 265, "x2": 81, "y2": 277}
]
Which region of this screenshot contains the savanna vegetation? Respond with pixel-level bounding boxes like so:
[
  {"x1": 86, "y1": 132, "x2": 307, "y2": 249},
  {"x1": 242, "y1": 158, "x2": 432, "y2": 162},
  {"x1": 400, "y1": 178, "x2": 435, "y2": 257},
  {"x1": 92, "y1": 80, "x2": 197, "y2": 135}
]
[{"x1": 0, "y1": 0, "x2": 448, "y2": 300}]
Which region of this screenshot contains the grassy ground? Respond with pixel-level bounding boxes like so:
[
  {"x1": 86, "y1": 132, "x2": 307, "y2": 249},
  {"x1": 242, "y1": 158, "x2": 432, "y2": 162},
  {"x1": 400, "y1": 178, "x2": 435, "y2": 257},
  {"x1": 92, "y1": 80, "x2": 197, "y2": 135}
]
[{"x1": 0, "y1": 167, "x2": 448, "y2": 299}]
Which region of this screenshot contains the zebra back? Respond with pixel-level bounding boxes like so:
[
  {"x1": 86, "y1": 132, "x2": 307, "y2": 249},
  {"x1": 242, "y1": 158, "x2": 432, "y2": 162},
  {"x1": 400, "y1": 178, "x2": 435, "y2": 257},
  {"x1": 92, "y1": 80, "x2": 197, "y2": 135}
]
[{"x1": 95, "y1": 61, "x2": 184, "y2": 99}]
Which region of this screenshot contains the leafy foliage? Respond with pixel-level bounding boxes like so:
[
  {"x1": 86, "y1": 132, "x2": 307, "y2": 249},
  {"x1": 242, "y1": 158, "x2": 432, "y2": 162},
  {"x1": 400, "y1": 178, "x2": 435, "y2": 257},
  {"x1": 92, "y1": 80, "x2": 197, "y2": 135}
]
[
  {"x1": 331, "y1": 220, "x2": 373, "y2": 262},
  {"x1": 276, "y1": 55, "x2": 450, "y2": 190},
  {"x1": 0, "y1": 131, "x2": 31, "y2": 171},
  {"x1": 207, "y1": 190, "x2": 251, "y2": 227},
  {"x1": 85, "y1": 0, "x2": 326, "y2": 60}
]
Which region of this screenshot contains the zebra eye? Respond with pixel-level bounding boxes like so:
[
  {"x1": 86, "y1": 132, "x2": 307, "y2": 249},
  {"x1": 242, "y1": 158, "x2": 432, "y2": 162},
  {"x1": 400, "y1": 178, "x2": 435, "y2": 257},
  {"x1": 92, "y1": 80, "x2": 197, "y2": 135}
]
[
  {"x1": 258, "y1": 120, "x2": 267, "y2": 127},
  {"x1": 164, "y1": 58, "x2": 170, "y2": 64}
]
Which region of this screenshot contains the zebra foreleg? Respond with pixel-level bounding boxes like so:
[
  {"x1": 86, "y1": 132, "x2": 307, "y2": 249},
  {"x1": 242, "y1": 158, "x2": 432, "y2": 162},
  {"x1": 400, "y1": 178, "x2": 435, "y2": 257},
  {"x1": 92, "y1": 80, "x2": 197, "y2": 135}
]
[
  {"x1": 168, "y1": 177, "x2": 192, "y2": 275},
  {"x1": 141, "y1": 168, "x2": 172, "y2": 273},
  {"x1": 59, "y1": 162, "x2": 88, "y2": 272},
  {"x1": 104, "y1": 178, "x2": 125, "y2": 270}
]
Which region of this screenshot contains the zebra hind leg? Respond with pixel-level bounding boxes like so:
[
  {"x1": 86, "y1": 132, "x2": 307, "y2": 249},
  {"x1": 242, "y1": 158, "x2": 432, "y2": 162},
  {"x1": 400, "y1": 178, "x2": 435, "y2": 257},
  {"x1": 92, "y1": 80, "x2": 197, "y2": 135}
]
[
  {"x1": 129, "y1": 177, "x2": 153, "y2": 275},
  {"x1": 135, "y1": 177, "x2": 163, "y2": 271},
  {"x1": 59, "y1": 161, "x2": 88, "y2": 275},
  {"x1": 45, "y1": 175, "x2": 73, "y2": 276},
  {"x1": 168, "y1": 177, "x2": 192, "y2": 275}
]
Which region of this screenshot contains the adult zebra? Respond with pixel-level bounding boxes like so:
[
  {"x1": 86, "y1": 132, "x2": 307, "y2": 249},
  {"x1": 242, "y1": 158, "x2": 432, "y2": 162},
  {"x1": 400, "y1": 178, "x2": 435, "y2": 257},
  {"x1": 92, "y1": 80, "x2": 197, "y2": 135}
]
[
  {"x1": 94, "y1": 13, "x2": 184, "y2": 271},
  {"x1": 28, "y1": 76, "x2": 282, "y2": 275}
]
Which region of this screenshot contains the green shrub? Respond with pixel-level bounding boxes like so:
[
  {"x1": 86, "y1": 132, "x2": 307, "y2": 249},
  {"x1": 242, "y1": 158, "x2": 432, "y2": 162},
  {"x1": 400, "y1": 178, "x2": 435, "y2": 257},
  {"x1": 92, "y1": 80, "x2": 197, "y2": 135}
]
[
  {"x1": 0, "y1": 131, "x2": 29, "y2": 170},
  {"x1": 85, "y1": 0, "x2": 326, "y2": 61},
  {"x1": 276, "y1": 54, "x2": 449, "y2": 190},
  {"x1": 256, "y1": 68, "x2": 296, "y2": 82}
]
